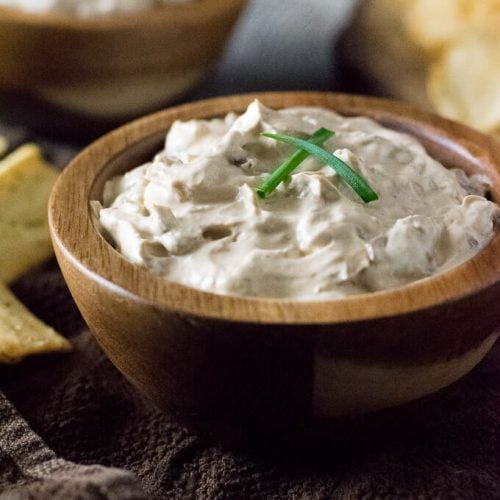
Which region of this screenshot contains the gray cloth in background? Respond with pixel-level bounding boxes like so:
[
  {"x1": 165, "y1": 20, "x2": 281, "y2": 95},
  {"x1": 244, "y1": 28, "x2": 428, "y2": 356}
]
[{"x1": 201, "y1": 0, "x2": 358, "y2": 95}]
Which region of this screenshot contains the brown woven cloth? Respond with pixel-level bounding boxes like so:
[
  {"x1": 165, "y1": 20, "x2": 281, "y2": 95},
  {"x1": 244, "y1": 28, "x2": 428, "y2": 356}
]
[
  {"x1": 1, "y1": 116, "x2": 500, "y2": 499},
  {"x1": 0, "y1": 260, "x2": 499, "y2": 500}
]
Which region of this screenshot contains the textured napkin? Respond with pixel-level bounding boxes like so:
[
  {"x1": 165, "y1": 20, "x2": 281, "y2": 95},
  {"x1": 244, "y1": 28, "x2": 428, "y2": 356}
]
[
  {"x1": 1, "y1": 261, "x2": 500, "y2": 499},
  {"x1": 1, "y1": 123, "x2": 499, "y2": 498}
]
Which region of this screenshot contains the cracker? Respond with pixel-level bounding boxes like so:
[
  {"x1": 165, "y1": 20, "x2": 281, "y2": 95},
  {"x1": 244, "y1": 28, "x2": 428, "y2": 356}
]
[
  {"x1": 0, "y1": 144, "x2": 59, "y2": 283},
  {"x1": 0, "y1": 281, "x2": 70, "y2": 363}
]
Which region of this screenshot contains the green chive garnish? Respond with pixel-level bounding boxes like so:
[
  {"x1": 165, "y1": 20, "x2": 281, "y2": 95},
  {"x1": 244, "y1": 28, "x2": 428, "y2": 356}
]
[
  {"x1": 256, "y1": 127, "x2": 334, "y2": 198},
  {"x1": 261, "y1": 130, "x2": 379, "y2": 203}
]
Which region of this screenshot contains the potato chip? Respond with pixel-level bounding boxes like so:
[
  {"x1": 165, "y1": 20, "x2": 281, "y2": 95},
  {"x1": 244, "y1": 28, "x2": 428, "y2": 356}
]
[
  {"x1": 347, "y1": 0, "x2": 500, "y2": 134},
  {"x1": 428, "y1": 32, "x2": 500, "y2": 133},
  {"x1": 470, "y1": 1, "x2": 500, "y2": 33},
  {"x1": 0, "y1": 281, "x2": 70, "y2": 363},
  {"x1": 405, "y1": 0, "x2": 474, "y2": 53},
  {"x1": 0, "y1": 144, "x2": 59, "y2": 283}
]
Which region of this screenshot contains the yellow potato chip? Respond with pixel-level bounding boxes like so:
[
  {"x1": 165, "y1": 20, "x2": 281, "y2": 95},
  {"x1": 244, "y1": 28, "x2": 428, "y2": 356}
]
[
  {"x1": 0, "y1": 144, "x2": 59, "y2": 283},
  {"x1": 0, "y1": 281, "x2": 70, "y2": 363},
  {"x1": 428, "y1": 32, "x2": 500, "y2": 132},
  {"x1": 405, "y1": 0, "x2": 474, "y2": 53},
  {"x1": 470, "y1": 0, "x2": 500, "y2": 33}
]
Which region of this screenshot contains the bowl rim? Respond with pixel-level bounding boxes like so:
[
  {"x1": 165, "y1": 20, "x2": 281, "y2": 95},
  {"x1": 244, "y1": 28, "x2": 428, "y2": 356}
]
[
  {"x1": 48, "y1": 91, "x2": 500, "y2": 325},
  {"x1": 0, "y1": 0, "x2": 246, "y2": 29}
]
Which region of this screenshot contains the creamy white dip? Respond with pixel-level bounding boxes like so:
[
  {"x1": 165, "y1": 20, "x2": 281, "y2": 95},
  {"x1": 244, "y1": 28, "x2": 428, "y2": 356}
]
[
  {"x1": 96, "y1": 100, "x2": 499, "y2": 300},
  {"x1": 0, "y1": 0, "x2": 190, "y2": 16}
]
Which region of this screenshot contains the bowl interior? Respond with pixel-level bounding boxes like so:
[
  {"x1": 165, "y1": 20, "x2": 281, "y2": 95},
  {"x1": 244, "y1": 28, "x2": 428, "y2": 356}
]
[{"x1": 51, "y1": 92, "x2": 500, "y2": 325}]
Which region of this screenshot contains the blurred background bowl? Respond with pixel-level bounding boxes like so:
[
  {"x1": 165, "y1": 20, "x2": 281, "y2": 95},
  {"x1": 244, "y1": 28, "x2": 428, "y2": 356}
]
[{"x1": 0, "y1": 0, "x2": 246, "y2": 123}]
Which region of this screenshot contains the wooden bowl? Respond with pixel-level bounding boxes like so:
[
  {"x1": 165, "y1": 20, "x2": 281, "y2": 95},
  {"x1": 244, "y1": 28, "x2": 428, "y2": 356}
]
[
  {"x1": 49, "y1": 92, "x2": 500, "y2": 446},
  {"x1": 0, "y1": 0, "x2": 246, "y2": 119}
]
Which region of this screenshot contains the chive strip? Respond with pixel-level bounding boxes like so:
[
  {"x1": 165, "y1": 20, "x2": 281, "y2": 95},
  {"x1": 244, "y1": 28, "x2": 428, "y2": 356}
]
[
  {"x1": 256, "y1": 127, "x2": 334, "y2": 198},
  {"x1": 261, "y1": 132, "x2": 379, "y2": 203}
]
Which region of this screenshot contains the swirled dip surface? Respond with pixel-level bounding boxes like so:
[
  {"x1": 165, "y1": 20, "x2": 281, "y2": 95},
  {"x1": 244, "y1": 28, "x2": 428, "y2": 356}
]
[
  {"x1": 96, "y1": 101, "x2": 499, "y2": 300},
  {"x1": 0, "y1": 0, "x2": 190, "y2": 16}
]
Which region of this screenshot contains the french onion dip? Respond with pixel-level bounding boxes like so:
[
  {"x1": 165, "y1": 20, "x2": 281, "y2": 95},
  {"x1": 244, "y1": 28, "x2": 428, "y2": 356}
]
[{"x1": 95, "y1": 100, "x2": 499, "y2": 300}]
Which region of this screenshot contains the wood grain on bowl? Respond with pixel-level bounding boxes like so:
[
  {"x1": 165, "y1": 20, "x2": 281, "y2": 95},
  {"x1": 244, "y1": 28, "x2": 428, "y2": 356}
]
[
  {"x1": 0, "y1": 0, "x2": 246, "y2": 118},
  {"x1": 49, "y1": 92, "x2": 500, "y2": 442}
]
